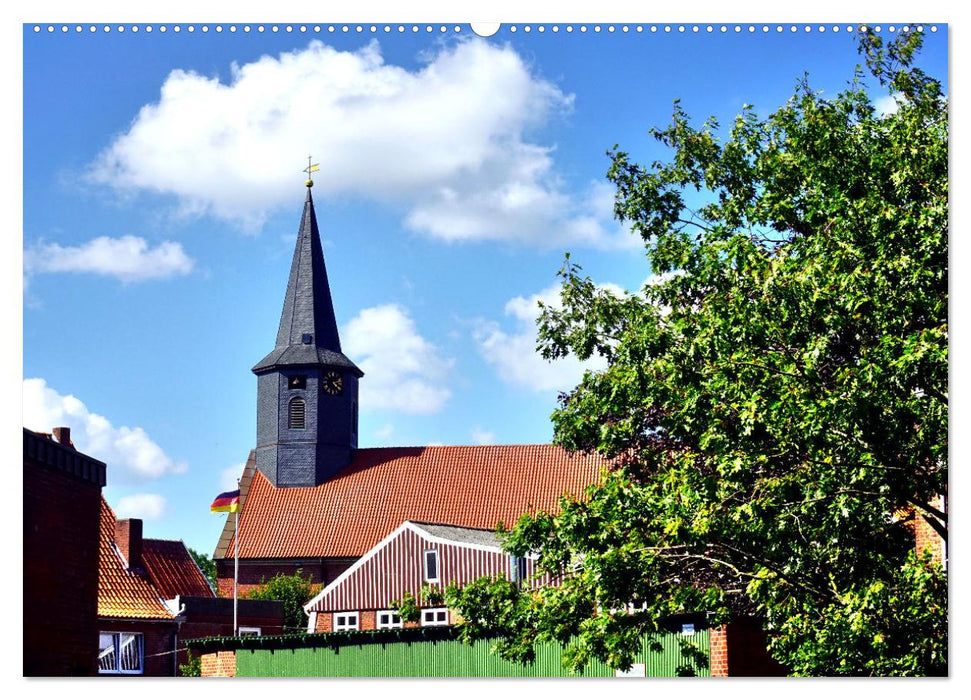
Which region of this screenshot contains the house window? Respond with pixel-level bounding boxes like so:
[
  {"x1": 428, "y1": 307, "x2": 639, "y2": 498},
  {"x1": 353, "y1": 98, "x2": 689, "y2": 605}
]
[
  {"x1": 376, "y1": 610, "x2": 403, "y2": 629},
  {"x1": 289, "y1": 398, "x2": 306, "y2": 429},
  {"x1": 98, "y1": 632, "x2": 143, "y2": 675},
  {"x1": 423, "y1": 549, "x2": 439, "y2": 582},
  {"x1": 333, "y1": 612, "x2": 359, "y2": 631},
  {"x1": 421, "y1": 608, "x2": 449, "y2": 627},
  {"x1": 238, "y1": 627, "x2": 262, "y2": 636}
]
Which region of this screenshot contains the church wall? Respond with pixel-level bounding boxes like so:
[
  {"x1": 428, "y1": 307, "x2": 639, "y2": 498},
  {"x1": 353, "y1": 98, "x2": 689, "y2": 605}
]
[{"x1": 215, "y1": 558, "x2": 356, "y2": 598}]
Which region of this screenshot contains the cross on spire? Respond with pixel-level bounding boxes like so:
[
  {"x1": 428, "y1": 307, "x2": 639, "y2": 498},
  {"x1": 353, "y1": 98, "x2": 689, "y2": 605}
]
[{"x1": 304, "y1": 156, "x2": 320, "y2": 187}]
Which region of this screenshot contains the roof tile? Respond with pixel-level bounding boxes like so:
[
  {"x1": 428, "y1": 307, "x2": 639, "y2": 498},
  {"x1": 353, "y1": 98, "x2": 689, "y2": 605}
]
[
  {"x1": 223, "y1": 444, "x2": 605, "y2": 560},
  {"x1": 97, "y1": 498, "x2": 172, "y2": 620}
]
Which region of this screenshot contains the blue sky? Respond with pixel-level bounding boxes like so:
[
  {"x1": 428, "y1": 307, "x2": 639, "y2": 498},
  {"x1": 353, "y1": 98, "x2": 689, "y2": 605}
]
[{"x1": 20, "y1": 19, "x2": 948, "y2": 556}]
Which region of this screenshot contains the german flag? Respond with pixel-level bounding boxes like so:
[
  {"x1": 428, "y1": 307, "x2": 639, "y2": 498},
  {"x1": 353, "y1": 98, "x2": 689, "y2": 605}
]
[{"x1": 210, "y1": 489, "x2": 240, "y2": 513}]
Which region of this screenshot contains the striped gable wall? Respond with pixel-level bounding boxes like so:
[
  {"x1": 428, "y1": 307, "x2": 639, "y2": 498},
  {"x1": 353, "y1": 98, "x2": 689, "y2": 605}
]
[{"x1": 306, "y1": 523, "x2": 547, "y2": 614}]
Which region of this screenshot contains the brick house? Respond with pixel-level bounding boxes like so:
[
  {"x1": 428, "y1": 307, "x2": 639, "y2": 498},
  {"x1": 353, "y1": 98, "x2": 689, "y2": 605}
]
[
  {"x1": 98, "y1": 496, "x2": 284, "y2": 675},
  {"x1": 97, "y1": 497, "x2": 194, "y2": 676},
  {"x1": 23, "y1": 427, "x2": 105, "y2": 676},
  {"x1": 303, "y1": 521, "x2": 545, "y2": 633}
]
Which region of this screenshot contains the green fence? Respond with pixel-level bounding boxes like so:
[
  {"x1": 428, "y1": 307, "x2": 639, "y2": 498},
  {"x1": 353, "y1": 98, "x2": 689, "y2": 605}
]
[{"x1": 234, "y1": 629, "x2": 710, "y2": 677}]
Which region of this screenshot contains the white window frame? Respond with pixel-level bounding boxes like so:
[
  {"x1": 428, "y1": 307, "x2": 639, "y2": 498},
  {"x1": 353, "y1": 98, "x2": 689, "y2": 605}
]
[
  {"x1": 376, "y1": 610, "x2": 403, "y2": 629},
  {"x1": 421, "y1": 607, "x2": 449, "y2": 627},
  {"x1": 423, "y1": 549, "x2": 440, "y2": 583},
  {"x1": 333, "y1": 611, "x2": 359, "y2": 631},
  {"x1": 98, "y1": 631, "x2": 144, "y2": 675},
  {"x1": 238, "y1": 626, "x2": 262, "y2": 636}
]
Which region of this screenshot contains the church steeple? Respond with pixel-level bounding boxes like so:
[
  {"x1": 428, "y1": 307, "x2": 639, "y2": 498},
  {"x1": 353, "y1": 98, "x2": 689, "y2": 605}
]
[
  {"x1": 275, "y1": 186, "x2": 342, "y2": 352},
  {"x1": 252, "y1": 185, "x2": 359, "y2": 375},
  {"x1": 252, "y1": 178, "x2": 363, "y2": 488}
]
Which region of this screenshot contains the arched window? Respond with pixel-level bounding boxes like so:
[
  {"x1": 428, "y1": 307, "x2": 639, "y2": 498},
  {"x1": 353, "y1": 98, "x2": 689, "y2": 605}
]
[{"x1": 288, "y1": 398, "x2": 306, "y2": 430}]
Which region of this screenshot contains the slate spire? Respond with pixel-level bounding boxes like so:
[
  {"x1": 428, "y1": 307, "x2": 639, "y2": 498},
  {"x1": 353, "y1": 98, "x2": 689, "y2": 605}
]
[
  {"x1": 252, "y1": 183, "x2": 362, "y2": 375},
  {"x1": 276, "y1": 186, "x2": 342, "y2": 352}
]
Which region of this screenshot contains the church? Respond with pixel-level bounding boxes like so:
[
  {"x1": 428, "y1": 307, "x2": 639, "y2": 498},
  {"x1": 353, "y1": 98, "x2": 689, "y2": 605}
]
[{"x1": 213, "y1": 177, "x2": 607, "y2": 610}]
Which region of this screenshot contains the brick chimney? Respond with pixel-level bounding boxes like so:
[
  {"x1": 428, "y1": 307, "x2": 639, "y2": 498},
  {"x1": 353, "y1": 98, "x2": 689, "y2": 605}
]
[
  {"x1": 115, "y1": 519, "x2": 143, "y2": 570},
  {"x1": 52, "y1": 426, "x2": 73, "y2": 448}
]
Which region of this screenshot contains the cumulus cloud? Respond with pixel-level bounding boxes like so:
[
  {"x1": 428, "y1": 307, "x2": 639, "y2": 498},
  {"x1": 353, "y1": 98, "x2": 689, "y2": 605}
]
[
  {"x1": 23, "y1": 378, "x2": 188, "y2": 482},
  {"x1": 471, "y1": 427, "x2": 496, "y2": 445},
  {"x1": 343, "y1": 304, "x2": 453, "y2": 414},
  {"x1": 115, "y1": 494, "x2": 166, "y2": 521},
  {"x1": 24, "y1": 236, "x2": 194, "y2": 283},
  {"x1": 88, "y1": 39, "x2": 630, "y2": 248},
  {"x1": 475, "y1": 283, "x2": 626, "y2": 392},
  {"x1": 220, "y1": 463, "x2": 246, "y2": 491}
]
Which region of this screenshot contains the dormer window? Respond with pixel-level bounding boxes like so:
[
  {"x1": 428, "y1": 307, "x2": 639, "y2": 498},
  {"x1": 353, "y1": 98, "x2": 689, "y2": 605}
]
[{"x1": 289, "y1": 398, "x2": 306, "y2": 430}]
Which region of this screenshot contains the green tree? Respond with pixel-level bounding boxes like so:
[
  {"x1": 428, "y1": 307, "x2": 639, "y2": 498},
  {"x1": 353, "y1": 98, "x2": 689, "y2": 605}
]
[
  {"x1": 188, "y1": 547, "x2": 217, "y2": 593},
  {"x1": 447, "y1": 29, "x2": 947, "y2": 677},
  {"x1": 245, "y1": 571, "x2": 316, "y2": 633}
]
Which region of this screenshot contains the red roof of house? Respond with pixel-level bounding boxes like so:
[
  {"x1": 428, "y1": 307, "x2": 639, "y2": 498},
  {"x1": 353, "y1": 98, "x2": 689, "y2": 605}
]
[
  {"x1": 221, "y1": 444, "x2": 606, "y2": 560},
  {"x1": 142, "y1": 539, "x2": 215, "y2": 600},
  {"x1": 97, "y1": 498, "x2": 172, "y2": 620}
]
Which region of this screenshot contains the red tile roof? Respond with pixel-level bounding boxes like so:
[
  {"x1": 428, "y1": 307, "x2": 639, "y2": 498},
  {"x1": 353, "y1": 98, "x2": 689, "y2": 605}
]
[
  {"x1": 221, "y1": 444, "x2": 606, "y2": 560},
  {"x1": 142, "y1": 538, "x2": 215, "y2": 600},
  {"x1": 97, "y1": 498, "x2": 172, "y2": 620}
]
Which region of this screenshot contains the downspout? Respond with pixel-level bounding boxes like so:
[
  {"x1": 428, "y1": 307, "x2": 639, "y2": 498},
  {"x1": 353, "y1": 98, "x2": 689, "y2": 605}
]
[{"x1": 172, "y1": 596, "x2": 186, "y2": 676}]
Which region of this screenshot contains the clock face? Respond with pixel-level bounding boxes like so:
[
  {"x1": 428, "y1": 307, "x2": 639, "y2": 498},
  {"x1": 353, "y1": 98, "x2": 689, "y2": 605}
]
[{"x1": 322, "y1": 371, "x2": 343, "y2": 395}]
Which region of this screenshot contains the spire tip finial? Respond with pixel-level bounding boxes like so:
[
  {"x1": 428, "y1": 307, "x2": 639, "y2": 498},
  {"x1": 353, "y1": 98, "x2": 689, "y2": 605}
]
[{"x1": 304, "y1": 156, "x2": 319, "y2": 189}]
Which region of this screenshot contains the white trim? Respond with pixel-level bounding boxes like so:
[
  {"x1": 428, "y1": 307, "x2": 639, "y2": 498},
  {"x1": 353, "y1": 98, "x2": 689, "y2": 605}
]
[
  {"x1": 307, "y1": 611, "x2": 318, "y2": 634},
  {"x1": 421, "y1": 607, "x2": 449, "y2": 627},
  {"x1": 376, "y1": 609, "x2": 403, "y2": 629},
  {"x1": 333, "y1": 611, "x2": 359, "y2": 632},
  {"x1": 98, "y1": 631, "x2": 144, "y2": 675},
  {"x1": 303, "y1": 520, "x2": 508, "y2": 613}
]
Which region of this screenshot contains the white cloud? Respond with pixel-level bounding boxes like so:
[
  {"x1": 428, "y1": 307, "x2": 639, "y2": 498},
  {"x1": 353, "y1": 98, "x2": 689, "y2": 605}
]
[
  {"x1": 24, "y1": 236, "x2": 194, "y2": 283},
  {"x1": 23, "y1": 378, "x2": 188, "y2": 482},
  {"x1": 343, "y1": 304, "x2": 453, "y2": 414},
  {"x1": 874, "y1": 92, "x2": 903, "y2": 117},
  {"x1": 220, "y1": 463, "x2": 246, "y2": 492},
  {"x1": 88, "y1": 39, "x2": 630, "y2": 248},
  {"x1": 474, "y1": 283, "x2": 626, "y2": 392},
  {"x1": 115, "y1": 494, "x2": 166, "y2": 521},
  {"x1": 471, "y1": 427, "x2": 496, "y2": 445}
]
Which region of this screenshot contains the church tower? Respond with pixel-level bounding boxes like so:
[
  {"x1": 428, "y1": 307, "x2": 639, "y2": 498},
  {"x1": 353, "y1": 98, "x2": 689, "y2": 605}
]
[{"x1": 252, "y1": 178, "x2": 363, "y2": 487}]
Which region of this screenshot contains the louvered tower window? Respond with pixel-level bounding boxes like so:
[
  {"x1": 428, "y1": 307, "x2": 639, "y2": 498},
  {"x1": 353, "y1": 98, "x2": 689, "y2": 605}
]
[{"x1": 289, "y1": 398, "x2": 306, "y2": 430}]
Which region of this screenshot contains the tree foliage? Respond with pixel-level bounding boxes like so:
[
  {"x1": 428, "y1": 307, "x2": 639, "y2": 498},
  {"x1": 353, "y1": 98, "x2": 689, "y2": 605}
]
[
  {"x1": 245, "y1": 571, "x2": 316, "y2": 633},
  {"x1": 448, "y1": 29, "x2": 947, "y2": 677}
]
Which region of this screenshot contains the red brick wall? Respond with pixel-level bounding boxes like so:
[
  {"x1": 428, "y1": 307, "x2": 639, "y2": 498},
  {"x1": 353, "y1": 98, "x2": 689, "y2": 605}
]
[
  {"x1": 23, "y1": 463, "x2": 102, "y2": 676},
  {"x1": 178, "y1": 613, "x2": 285, "y2": 672},
  {"x1": 360, "y1": 610, "x2": 376, "y2": 631},
  {"x1": 710, "y1": 626, "x2": 729, "y2": 677},
  {"x1": 313, "y1": 611, "x2": 333, "y2": 633},
  {"x1": 913, "y1": 508, "x2": 945, "y2": 566},
  {"x1": 201, "y1": 650, "x2": 237, "y2": 677},
  {"x1": 711, "y1": 620, "x2": 788, "y2": 677},
  {"x1": 97, "y1": 619, "x2": 179, "y2": 677},
  {"x1": 216, "y1": 559, "x2": 346, "y2": 597}
]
